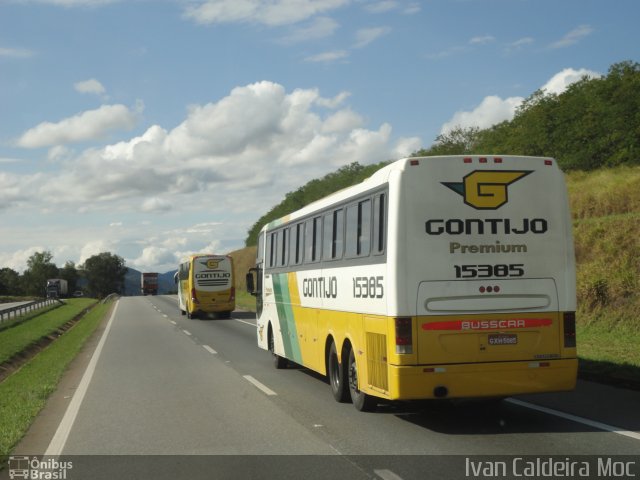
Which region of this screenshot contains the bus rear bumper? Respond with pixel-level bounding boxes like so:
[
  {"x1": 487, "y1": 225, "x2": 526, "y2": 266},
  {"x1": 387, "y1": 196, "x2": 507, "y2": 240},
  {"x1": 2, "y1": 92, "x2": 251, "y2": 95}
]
[{"x1": 385, "y1": 358, "x2": 578, "y2": 400}]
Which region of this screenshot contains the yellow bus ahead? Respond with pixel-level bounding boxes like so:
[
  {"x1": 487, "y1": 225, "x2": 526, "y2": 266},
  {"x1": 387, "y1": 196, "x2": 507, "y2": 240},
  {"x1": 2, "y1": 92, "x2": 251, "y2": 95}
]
[{"x1": 175, "y1": 254, "x2": 235, "y2": 319}]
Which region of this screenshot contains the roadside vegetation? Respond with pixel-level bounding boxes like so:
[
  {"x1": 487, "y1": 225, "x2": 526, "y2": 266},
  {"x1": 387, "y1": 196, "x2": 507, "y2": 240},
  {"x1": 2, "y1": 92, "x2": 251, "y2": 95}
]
[
  {"x1": 0, "y1": 298, "x2": 96, "y2": 364},
  {"x1": 0, "y1": 298, "x2": 113, "y2": 458}
]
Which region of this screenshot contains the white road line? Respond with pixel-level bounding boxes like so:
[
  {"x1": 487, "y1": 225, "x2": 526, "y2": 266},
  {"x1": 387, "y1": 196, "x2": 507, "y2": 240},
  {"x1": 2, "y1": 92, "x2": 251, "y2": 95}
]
[
  {"x1": 234, "y1": 318, "x2": 256, "y2": 327},
  {"x1": 162, "y1": 314, "x2": 168, "y2": 318},
  {"x1": 182, "y1": 330, "x2": 192, "y2": 336},
  {"x1": 203, "y1": 345, "x2": 217, "y2": 355},
  {"x1": 169, "y1": 320, "x2": 177, "y2": 325},
  {"x1": 45, "y1": 300, "x2": 120, "y2": 457},
  {"x1": 243, "y1": 375, "x2": 277, "y2": 396},
  {"x1": 506, "y1": 398, "x2": 640, "y2": 441},
  {"x1": 375, "y1": 469, "x2": 405, "y2": 480}
]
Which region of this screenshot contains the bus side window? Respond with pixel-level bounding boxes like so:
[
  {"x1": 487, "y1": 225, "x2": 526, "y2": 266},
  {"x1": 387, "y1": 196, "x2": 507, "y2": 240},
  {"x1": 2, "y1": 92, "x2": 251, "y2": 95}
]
[
  {"x1": 333, "y1": 209, "x2": 344, "y2": 259},
  {"x1": 313, "y1": 216, "x2": 322, "y2": 262},
  {"x1": 257, "y1": 232, "x2": 265, "y2": 265},
  {"x1": 358, "y1": 199, "x2": 371, "y2": 256},
  {"x1": 289, "y1": 223, "x2": 303, "y2": 266},
  {"x1": 323, "y1": 212, "x2": 333, "y2": 260},
  {"x1": 280, "y1": 228, "x2": 288, "y2": 267},
  {"x1": 345, "y1": 204, "x2": 358, "y2": 258},
  {"x1": 268, "y1": 231, "x2": 277, "y2": 268},
  {"x1": 373, "y1": 193, "x2": 386, "y2": 254}
]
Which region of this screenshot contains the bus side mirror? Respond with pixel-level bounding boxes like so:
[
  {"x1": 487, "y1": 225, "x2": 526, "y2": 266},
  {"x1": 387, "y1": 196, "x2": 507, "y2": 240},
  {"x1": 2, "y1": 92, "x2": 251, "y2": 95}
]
[{"x1": 246, "y1": 269, "x2": 257, "y2": 296}]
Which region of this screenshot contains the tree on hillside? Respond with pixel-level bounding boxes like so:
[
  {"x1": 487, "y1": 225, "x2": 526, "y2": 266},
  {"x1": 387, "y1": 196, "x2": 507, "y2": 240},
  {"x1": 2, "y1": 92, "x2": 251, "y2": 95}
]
[
  {"x1": 59, "y1": 261, "x2": 79, "y2": 293},
  {"x1": 0, "y1": 268, "x2": 22, "y2": 296},
  {"x1": 413, "y1": 126, "x2": 482, "y2": 156},
  {"x1": 414, "y1": 60, "x2": 640, "y2": 171},
  {"x1": 22, "y1": 251, "x2": 59, "y2": 296},
  {"x1": 82, "y1": 252, "x2": 127, "y2": 299}
]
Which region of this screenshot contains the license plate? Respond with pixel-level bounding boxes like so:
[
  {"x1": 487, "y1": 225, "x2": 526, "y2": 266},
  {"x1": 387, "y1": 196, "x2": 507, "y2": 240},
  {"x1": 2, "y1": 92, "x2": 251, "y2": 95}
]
[{"x1": 488, "y1": 333, "x2": 517, "y2": 345}]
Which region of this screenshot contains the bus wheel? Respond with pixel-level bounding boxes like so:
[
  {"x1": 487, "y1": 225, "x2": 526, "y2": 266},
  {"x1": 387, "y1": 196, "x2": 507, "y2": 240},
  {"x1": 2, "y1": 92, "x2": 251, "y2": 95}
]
[
  {"x1": 328, "y1": 342, "x2": 349, "y2": 403},
  {"x1": 348, "y1": 348, "x2": 376, "y2": 412},
  {"x1": 269, "y1": 325, "x2": 288, "y2": 369}
]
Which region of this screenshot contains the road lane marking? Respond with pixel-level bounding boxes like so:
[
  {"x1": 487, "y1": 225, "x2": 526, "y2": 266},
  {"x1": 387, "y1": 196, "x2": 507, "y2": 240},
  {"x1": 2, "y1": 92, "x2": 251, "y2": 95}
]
[
  {"x1": 234, "y1": 318, "x2": 256, "y2": 327},
  {"x1": 506, "y1": 398, "x2": 640, "y2": 441},
  {"x1": 45, "y1": 300, "x2": 120, "y2": 457},
  {"x1": 375, "y1": 470, "x2": 405, "y2": 480},
  {"x1": 243, "y1": 375, "x2": 277, "y2": 396},
  {"x1": 182, "y1": 330, "x2": 192, "y2": 336},
  {"x1": 170, "y1": 320, "x2": 177, "y2": 325},
  {"x1": 203, "y1": 345, "x2": 217, "y2": 355}
]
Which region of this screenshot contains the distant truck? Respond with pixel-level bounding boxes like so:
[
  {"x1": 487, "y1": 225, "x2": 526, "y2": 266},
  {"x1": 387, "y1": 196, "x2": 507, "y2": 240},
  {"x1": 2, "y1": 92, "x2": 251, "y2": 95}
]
[
  {"x1": 141, "y1": 272, "x2": 159, "y2": 296},
  {"x1": 46, "y1": 278, "x2": 68, "y2": 298}
]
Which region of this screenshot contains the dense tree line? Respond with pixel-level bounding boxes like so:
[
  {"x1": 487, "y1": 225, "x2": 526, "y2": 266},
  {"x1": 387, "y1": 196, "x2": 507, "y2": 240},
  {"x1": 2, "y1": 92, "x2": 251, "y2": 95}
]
[
  {"x1": 245, "y1": 61, "x2": 639, "y2": 246},
  {"x1": 415, "y1": 61, "x2": 640, "y2": 170},
  {"x1": 0, "y1": 251, "x2": 127, "y2": 299}
]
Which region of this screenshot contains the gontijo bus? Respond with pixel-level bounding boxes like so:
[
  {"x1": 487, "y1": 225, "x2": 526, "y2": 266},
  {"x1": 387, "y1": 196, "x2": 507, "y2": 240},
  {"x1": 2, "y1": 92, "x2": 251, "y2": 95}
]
[
  {"x1": 246, "y1": 156, "x2": 577, "y2": 411},
  {"x1": 175, "y1": 254, "x2": 235, "y2": 319}
]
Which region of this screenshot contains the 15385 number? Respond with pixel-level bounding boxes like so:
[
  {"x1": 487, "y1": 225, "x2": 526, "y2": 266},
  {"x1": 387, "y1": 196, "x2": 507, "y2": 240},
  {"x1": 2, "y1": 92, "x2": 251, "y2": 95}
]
[
  {"x1": 353, "y1": 276, "x2": 384, "y2": 298},
  {"x1": 454, "y1": 264, "x2": 524, "y2": 279}
]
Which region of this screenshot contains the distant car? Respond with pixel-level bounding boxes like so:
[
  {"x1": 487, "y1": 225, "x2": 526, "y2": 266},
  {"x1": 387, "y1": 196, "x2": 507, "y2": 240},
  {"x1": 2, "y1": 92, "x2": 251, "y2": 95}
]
[{"x1": 73, "y1": 291, "x2": 84, "y2": 297}]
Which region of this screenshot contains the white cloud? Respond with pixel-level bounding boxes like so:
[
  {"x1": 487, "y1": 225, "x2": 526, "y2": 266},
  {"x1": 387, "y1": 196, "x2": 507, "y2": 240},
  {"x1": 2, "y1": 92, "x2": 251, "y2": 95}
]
[
  {"x1": 353, "y1": 26, "x2": 391, "y2": 48},
  {"x1": 540, "y1": 68, "x2": 601, "y2": 95},
  {"x1": 322, "y1": 109, "x2": 364, "y2": 132},
  {"x1": 74, "y1": 78, "x2": 106, "y2": 96},
  {"x1": 78, "y1": 240, "x2": 116, "y2": 265},
  {"x1": 0, "y1": 46, "x2": 35, "y2": 58},
  {"x1": 470, "y1": 35, "x2": 495, "y2": 45},
  {"x1": 17, "y1": 0, "x2": 117, "y2": 6},
  {"x1": 141, "y1": 197, "x2": 172, "y2": 213},
  {"x1": 549, "y1": 25, "x2": 593, "y2": 49},
  {"x1": 440, "y1": 95, "x2": 524, "y2": 135},
  {"x1": 183, "y1": 0, "x2": 348, "y2": 27},
  {"x1": 439, "y1": 67, "x2": 603, "y2": 135},
  {"x1": 363, "y1": 1, "x2": 398, "y2": 14},
  {"x1": 131, "y1": 246, "x2": 178, "y2": 270},
  {"x1": 16, "y1": 104, "x2": 141, "y2": 148},
  {"x1": 278, "y1": 16, "x2": 339, "y2": 44},
  {"x1": 304, "y1": 50, "x2": 349, "y2": 63},
  {"x1": 0, "y1": 246, "x2": 46, "y2": 273},
  {"x1": 316, "y1": 91, "x2": 351, "y2": 109},
  {"x1": 5, "y1": 81, "x2": 420, "y2": 267}
]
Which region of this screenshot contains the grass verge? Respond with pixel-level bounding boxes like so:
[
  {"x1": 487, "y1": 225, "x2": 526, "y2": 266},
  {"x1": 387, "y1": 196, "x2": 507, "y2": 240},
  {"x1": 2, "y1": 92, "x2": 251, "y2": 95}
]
[
  {"x1": 0, "y1": 299, "x2": 113, "y2": 458},
  {"x1": 0, "y1": 298, "x2": 96, "y2": 364},
  {"x1": 235, "y1": 290, "x2": 257, "y2": 312}
]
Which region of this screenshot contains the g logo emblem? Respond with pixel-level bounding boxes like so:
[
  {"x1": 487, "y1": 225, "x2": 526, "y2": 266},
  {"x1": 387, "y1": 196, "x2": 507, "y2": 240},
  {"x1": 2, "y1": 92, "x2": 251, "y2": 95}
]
[
  {"x1": 206, "y1": 260, "x2": 219, "y2": 269},
  {"x1": 442, "y1": 170, "x2": 532, "y2": 210}
]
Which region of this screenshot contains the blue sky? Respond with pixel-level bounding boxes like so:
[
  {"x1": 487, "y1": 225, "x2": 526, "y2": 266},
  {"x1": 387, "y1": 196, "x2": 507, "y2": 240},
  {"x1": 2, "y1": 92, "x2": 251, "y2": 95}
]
[{"x1": 1, "y1": 0, "x2": 638, "y2": 274}]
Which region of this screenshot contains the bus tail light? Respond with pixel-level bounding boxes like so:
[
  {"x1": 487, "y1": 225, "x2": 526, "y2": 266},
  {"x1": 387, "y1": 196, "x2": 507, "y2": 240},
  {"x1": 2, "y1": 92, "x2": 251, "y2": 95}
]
[
  {"x1": 395, "y1": 317, "x2": 413, "y2": 354},
  {"x1": 191, "y1": 288, "x2": 199, "y2": 304},
  {"x1": 563, "y1": 312, "x2": 576, "y2": 347},
  {"x1": 230, "y1": 286, "x2": 236, "y2": 301}
]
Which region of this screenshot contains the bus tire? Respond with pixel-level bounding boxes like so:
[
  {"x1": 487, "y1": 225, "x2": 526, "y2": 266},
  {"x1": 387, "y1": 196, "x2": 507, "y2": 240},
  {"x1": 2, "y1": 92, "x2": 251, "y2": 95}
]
[
  {"x1": 348, "y1": 348, "x2": 376, "y2": 412},
  {"x1": 269, "y1": 325, "x2": 288, "y2": 369},
  {"x1": 328, "y1": 341, "x2": 349, "y2": 403}
]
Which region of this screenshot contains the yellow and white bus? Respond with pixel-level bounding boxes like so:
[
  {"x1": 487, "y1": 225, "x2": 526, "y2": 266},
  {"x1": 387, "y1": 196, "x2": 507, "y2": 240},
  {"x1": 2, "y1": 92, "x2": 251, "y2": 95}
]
[
  {"x1": 246, "y1": 155, "x2": 577, "y2": 411},
  {"x1": 175, "y1": 254, "x2": 236, "y2": 319}
]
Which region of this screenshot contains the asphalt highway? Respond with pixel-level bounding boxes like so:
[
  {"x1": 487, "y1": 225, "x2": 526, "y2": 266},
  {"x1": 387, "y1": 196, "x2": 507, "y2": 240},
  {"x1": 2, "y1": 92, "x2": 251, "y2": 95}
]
[{"x1": 8, "y1": 295, "x2": 639, "y2": 480}]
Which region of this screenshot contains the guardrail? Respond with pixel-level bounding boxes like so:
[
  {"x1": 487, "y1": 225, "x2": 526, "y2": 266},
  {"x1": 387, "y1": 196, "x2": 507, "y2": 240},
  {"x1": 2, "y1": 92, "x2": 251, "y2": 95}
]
[{"x1": 0, "y1": 298, "x2": 60, "y2": 326}]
